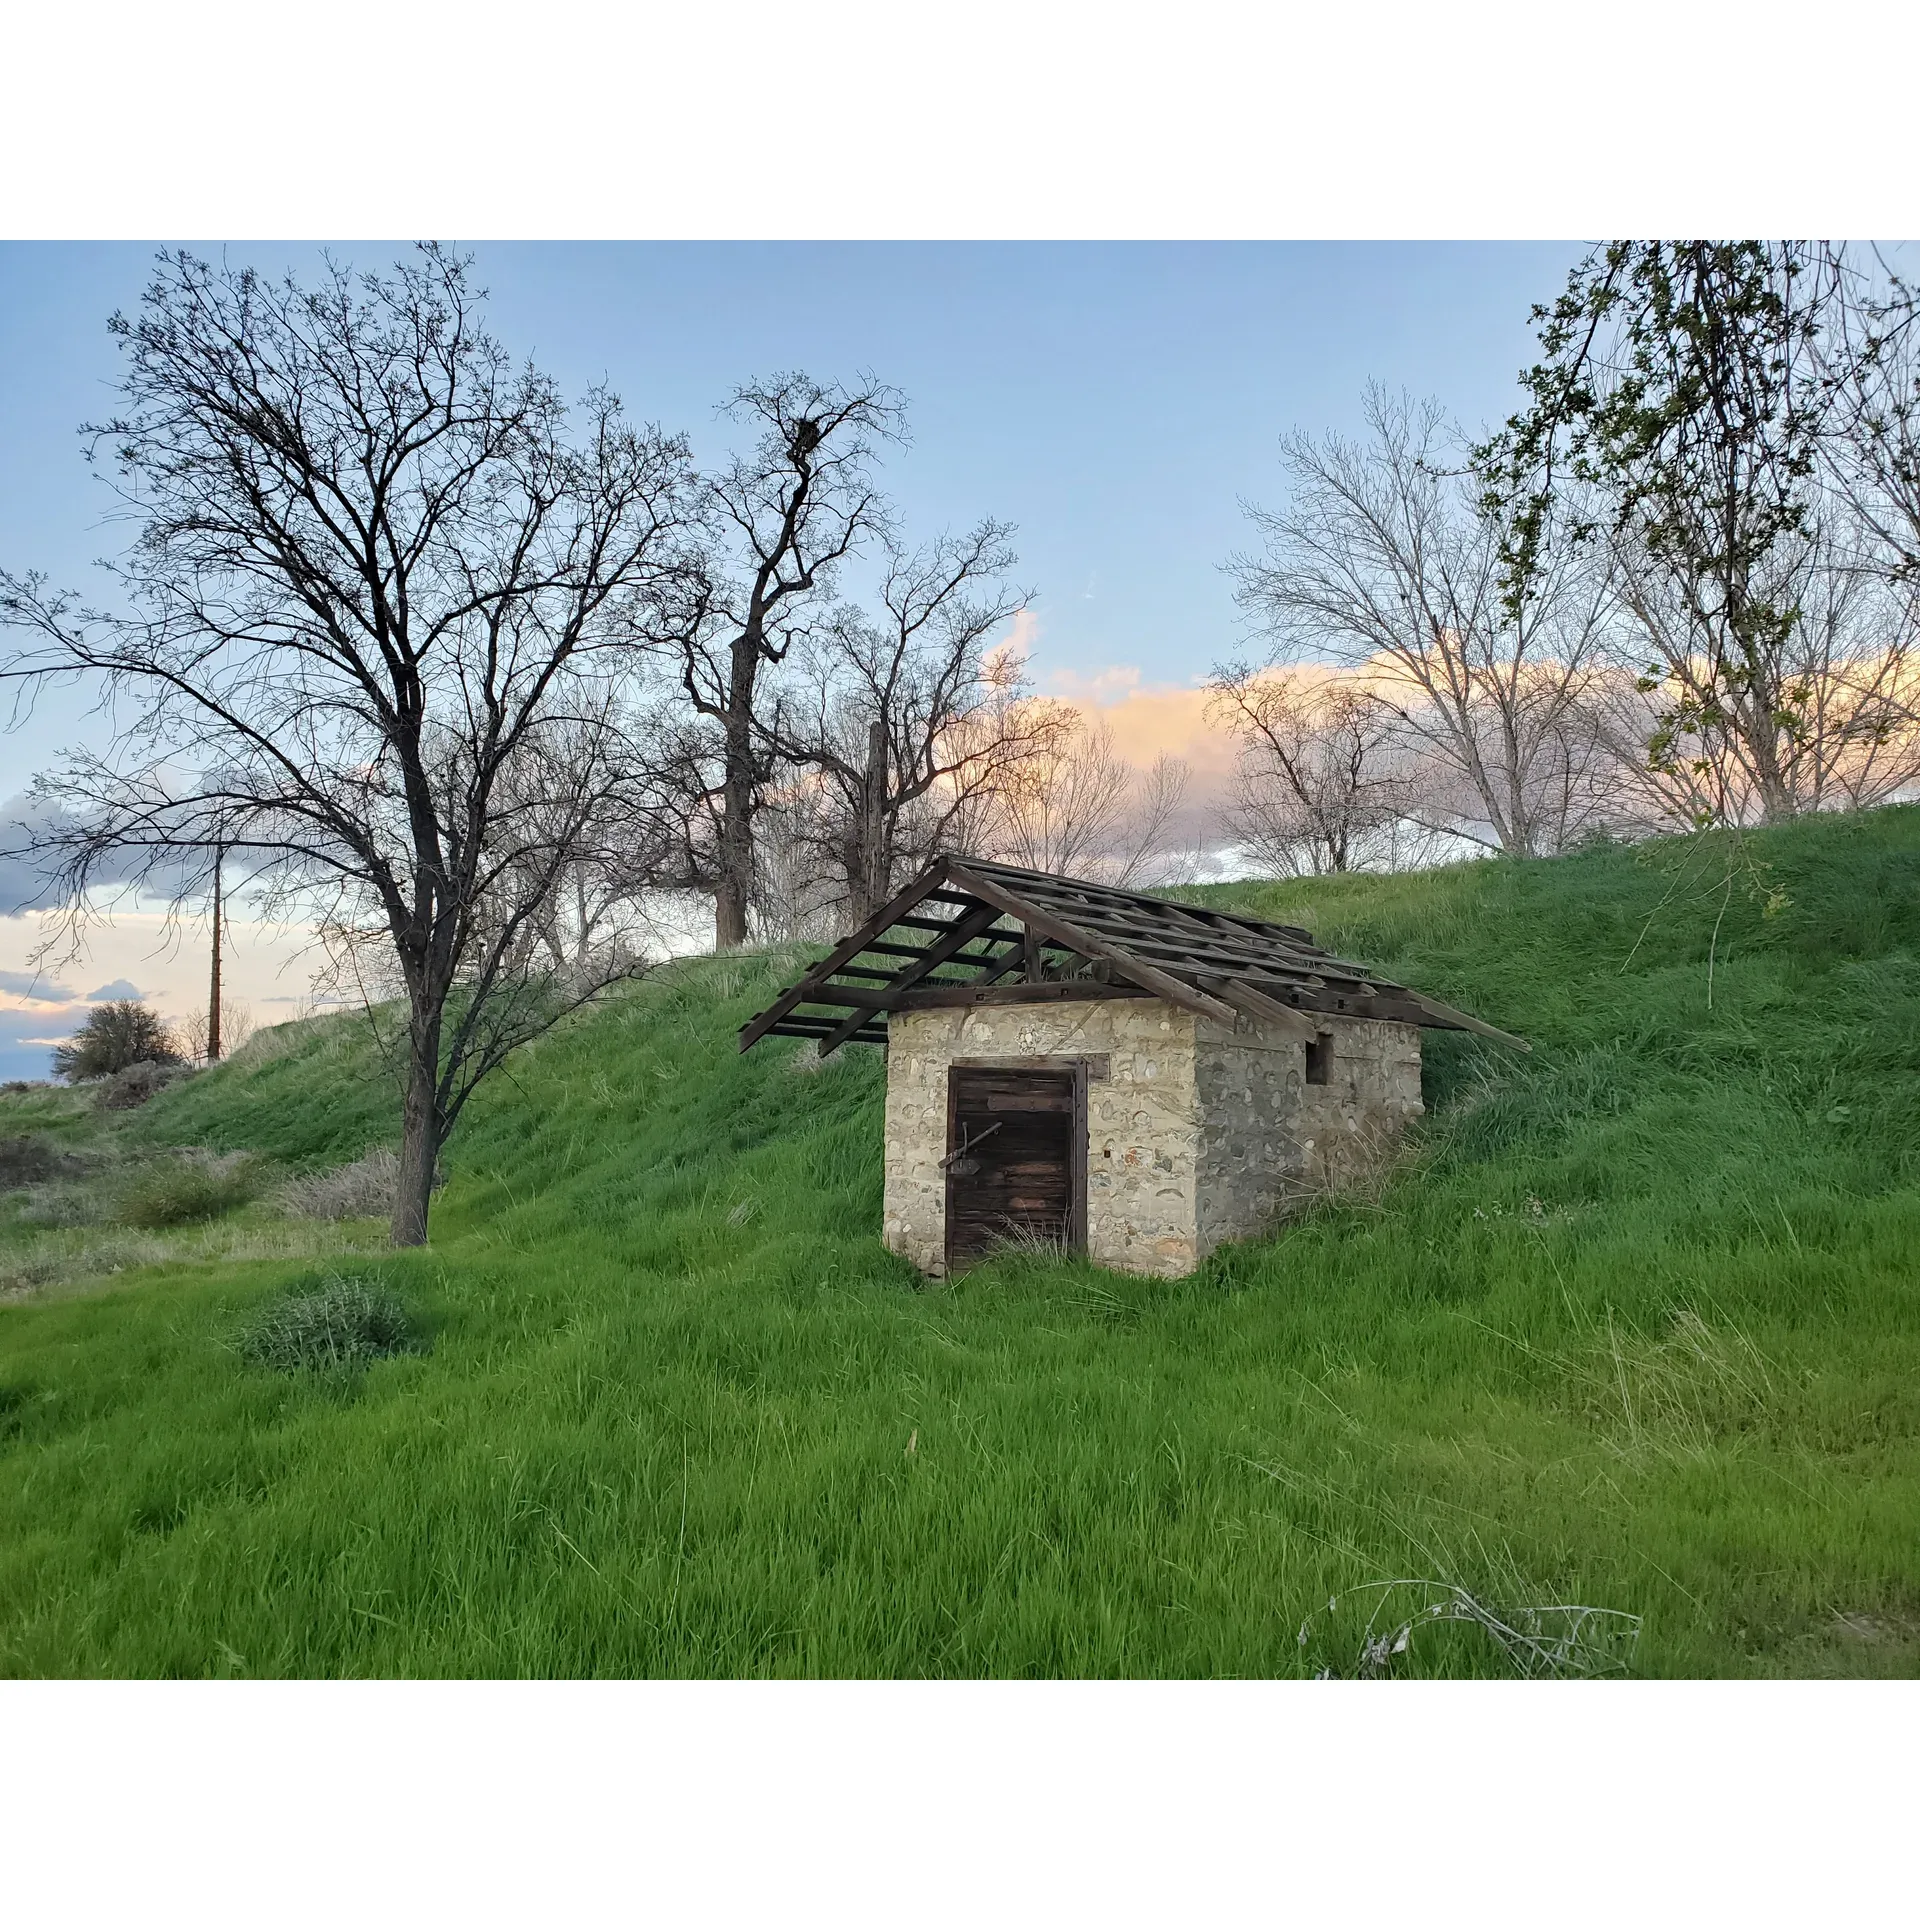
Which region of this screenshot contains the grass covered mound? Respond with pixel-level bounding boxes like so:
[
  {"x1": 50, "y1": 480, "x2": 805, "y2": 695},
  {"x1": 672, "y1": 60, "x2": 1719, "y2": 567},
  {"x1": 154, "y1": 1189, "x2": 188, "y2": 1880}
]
[{"x1": 0, "y1": 809, "x2": 1916, "y2": 1677}]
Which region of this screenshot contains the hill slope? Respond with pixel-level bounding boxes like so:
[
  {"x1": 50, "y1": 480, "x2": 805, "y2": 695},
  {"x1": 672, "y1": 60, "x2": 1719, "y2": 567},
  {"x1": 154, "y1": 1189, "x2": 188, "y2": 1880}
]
[{"x1": 2, "y1": 810, "x2": 1917, "y2": 1676}]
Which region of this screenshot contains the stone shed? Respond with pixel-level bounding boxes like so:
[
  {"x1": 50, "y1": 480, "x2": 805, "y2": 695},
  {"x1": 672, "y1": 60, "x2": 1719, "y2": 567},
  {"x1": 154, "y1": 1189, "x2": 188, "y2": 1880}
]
[{"x1": 738, "y1": 858, "x2": 1517, "y2": 1279}]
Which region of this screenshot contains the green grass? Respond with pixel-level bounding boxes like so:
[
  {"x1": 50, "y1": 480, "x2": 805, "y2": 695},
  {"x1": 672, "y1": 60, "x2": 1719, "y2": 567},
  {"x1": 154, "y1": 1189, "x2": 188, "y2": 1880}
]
[{"x1": 1, "y1": 811, "x2": 1917, "y2": 1676}]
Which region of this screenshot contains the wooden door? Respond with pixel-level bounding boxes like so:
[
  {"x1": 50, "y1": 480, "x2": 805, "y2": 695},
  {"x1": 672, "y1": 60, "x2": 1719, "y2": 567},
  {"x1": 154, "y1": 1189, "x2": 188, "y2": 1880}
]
[{"x1": 944, "y1": 1064, "x2": 1085, "y2": 1270}]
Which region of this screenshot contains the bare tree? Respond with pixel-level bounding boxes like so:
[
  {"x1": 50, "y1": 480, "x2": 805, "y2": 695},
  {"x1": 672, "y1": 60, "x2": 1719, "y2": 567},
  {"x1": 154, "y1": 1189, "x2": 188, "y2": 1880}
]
[
  {"x1": 1232, "y1": 386, "x2": 1616, "y2": 857},
  {"x1": 674, "y1": 374, "x2": 902, "y2": 949},
  {"x1": 1603, "y1": 517, "x2": 1920, "y2": 825},
  {"x1": 975, "y1": 712, "x2": 1195, "y2": 886},
  {"x1": 179, "y1": 997, "x2": 254, "y2": 1063},
  {"x1": 1119, "y1": 751, "x2": 1199, "y2": 884},
  {"x1": 1208, "y1": 668, "x2": 1410, "y2": 875},
  {"x1": 456, "y1": 710, "x2": 699, "y2": 973},
  {"x1": 1819, "y1": 252, "x2": 1920, "y2": 754},
  {"x1": 0, "y1": 247, "x2": 702, "y2": 1244},
  {"x1": 746, "y1": 786, "x2": 845, "y2": 944},
  {"x1": 774, "y1": 522, "x2": 1060, "y2": 931},
  {"x1": 1805, "y1": 247, "x2": 1920, "y2": 589}
]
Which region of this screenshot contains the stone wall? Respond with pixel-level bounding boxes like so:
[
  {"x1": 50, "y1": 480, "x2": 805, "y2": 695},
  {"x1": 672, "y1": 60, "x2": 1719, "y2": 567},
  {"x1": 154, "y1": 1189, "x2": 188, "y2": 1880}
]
[
  {"x1": 1193, "y1": 1012, "x2": 1423, "y2": 1259},
  {"x1": 883, "y1": 998, "x2": 1203, "y2": 1278},
  {"x1": 881, "y1": 997, "x2": 1423, "y2": 1280}
]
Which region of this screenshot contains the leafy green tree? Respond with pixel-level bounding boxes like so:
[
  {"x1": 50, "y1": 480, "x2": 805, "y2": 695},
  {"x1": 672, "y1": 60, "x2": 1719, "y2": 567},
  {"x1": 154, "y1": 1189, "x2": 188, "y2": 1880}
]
[
  {"x1": 51, "y1": 1000, "x2": 182, "y2": 1081},
  {"x1": 1480, "y1": 242, "x2": 1837, "y2": 824}
]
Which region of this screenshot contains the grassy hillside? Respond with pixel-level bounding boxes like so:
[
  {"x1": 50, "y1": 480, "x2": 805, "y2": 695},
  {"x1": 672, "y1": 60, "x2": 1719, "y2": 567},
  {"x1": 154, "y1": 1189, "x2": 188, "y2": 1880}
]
[{"x1": 1, "y1": 810, "x2": 1917, "y2": 1677}]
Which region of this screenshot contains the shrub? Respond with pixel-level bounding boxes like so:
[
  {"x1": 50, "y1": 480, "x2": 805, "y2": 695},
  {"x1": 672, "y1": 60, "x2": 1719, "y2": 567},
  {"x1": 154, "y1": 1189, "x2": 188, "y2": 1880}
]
[
  {"x1": 52, "y1": 1001, "x2": 182, "y2": 1082},
  {"x1": 116, "y1": 1152, "x2": 259, "y2": 1227},
  {"x1": 277, "y1": 1147, "x2": 401, "y2": 1221},
  {"x1": 97, "y1": 1060, "x2": 196, "y2": 1110},
  {"x1": 239, "y1": 1274, "x2": 421, "y2": 1372}
]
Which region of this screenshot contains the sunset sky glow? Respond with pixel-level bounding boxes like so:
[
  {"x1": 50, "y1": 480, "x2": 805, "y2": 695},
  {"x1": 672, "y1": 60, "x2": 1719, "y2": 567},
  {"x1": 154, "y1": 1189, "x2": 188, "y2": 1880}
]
[{"x1": 0, "y1": 241, "x2": 1587, "y2": 1070}]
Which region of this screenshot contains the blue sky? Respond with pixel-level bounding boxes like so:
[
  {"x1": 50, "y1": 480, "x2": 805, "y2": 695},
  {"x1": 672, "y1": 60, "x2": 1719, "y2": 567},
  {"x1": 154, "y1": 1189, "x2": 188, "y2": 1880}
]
[
  {"x1": 0, "y1": 241, "x2": 1585, "y2": 1073},
  {"x1": 0, "y1": 242, "x2": 1582, "y2": 763}
]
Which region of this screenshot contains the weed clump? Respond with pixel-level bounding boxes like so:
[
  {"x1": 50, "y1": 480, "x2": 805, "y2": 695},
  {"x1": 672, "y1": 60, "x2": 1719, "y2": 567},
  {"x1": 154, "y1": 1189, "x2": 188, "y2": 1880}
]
[
  {"x1": 240, "y1": 1273, "x2": 421, "y2": 1373},
  {"x1": 116, "y1": 1152, "x2": 259, "y2": 1227},
  {"x1": 1299, "y1": 1579, "x2": 1642, "y2": 1679}
]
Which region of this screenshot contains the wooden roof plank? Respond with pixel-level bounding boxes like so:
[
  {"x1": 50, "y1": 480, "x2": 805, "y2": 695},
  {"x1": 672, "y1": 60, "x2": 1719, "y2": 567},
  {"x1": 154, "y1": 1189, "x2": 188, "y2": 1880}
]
[
  {"x1": 893, "y1": 914, "x2": 1023, "y2": 940},
  {"x1": 1039, "y1": 898, "x2": 1364, "y2": 978},
  {"x1": 953, "y1": 864, "x2": 1312, "y2": 944},
  {"x1": 946, "y1": 857, "x2": 1317, "y2": 949},
  {"x1": 1011, "y1": 906, "x2": 1344, "y2": 978},
  {"x1": 1395, "y1": 989, "x2": 1528, "y2": 1047},
  {"x1": 1083, "y1": 934, "x2": 1337, "y2": 986},
  {"x1": 737, "y1": 859, "x2": 955, "y2": 1051},
  {"x1": 767, "y1": 1023, "x2": 887, "y2": 1044},
  {"x1": 897, "y1": 980, "x2": 1154, "y2": 1008},
  {"x1": 817, "y1": 899, "x2": 1006, "y2": 1056},
  {"x1": 1211, "y1": 978, "x2": 1320, "y2": 1041},
  {"x1": 948, "y1": 867, "x2": 1240, "y2": 1026},
  {"x1": 863, "y1": 936, "x2": 1008, "y2": 964}
]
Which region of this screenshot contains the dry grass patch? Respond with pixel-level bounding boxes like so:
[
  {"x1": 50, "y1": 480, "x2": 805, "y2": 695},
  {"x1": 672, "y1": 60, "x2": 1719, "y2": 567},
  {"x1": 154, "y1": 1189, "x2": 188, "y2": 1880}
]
[{"x1": 277, "y1": 1147, "x2": 401, "y2": 1222}]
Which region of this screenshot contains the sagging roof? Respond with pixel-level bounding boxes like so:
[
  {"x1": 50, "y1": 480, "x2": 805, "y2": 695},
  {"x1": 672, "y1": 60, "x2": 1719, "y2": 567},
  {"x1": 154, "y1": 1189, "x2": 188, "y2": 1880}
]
[{"x1": 738, "y1": 856, "x2": 1522, "y2": 1056}]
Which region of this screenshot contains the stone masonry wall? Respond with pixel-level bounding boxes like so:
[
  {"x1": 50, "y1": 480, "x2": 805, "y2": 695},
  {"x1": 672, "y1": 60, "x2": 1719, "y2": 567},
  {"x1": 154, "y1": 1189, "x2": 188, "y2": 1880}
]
[
  {"x1": 883, "y1": 999, "x2": 1202, "y2": 1278},
  {"x1": 882, "y1": 998, "x2": 1424, "y2": 1280},
  {"x1": 1193, "y1": 1013, "x2": 1423, "y2": 1260}
]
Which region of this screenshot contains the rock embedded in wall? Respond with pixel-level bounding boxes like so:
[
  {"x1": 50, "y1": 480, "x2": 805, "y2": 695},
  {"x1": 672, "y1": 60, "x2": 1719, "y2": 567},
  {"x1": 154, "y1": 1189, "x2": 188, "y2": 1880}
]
[{"x1": 881, "y1": 999, "x2": 1424, "y2": 1281}]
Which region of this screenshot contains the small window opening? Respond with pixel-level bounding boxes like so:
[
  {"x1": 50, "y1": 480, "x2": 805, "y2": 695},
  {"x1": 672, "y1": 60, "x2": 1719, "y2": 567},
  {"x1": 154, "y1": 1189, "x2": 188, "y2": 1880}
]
[{"x1": 1305, "y1": 1033, "x2": 1332, "y2": 1086}]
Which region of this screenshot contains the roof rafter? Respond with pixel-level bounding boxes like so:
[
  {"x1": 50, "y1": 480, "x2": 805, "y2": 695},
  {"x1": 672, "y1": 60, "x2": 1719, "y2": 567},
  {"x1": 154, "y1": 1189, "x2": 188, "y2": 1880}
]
[{"x1": 738, "y1": 856, "x2": 1523, "y2": 1054}]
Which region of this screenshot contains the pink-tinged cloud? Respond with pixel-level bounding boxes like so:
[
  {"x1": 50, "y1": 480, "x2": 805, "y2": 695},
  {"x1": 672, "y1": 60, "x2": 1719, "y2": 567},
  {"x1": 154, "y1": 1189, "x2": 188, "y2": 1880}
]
[
  {"x1": 1042, "y1": 657, "x2": 1386, "y2": 779},
  {"x1": 1042, "y1": 666, "x2": 1234, "y2": 776}
]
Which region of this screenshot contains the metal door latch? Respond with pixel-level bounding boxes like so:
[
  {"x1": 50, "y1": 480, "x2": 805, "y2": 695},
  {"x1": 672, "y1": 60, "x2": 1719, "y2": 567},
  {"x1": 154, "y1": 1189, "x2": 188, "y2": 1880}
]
[{"x1": 939, "y1": 1119, "x2": 1003, "y2": 1171}]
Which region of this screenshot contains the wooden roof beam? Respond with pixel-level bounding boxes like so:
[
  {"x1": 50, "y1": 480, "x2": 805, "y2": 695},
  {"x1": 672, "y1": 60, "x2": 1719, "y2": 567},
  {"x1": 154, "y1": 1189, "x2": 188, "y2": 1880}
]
[
  {"x1": 863, "y1": 936, "x2": 1009, "y2": 964},
  {"x1": 896, "y1": 980, "x2": 1155, "y2": 1009},
  {"x1": 738, "y1": 860, "x2": 956, "y2": 1051},
  {"x1": 1208, "y1": 978, "x2": 1319, "y2": 1041},
  {"x1": 817, "y1": 899, "x2": 1006, "y2": 1056},
  {"x1": 948, "y1": 868, "x2": 1239, "y2": 1026},
  {"x1": 765, "y1": 1020, "x2": 888, "y2": 1044},
  {"x1": 892, "y1": 914, "x2": 1023, "y2": 940}
]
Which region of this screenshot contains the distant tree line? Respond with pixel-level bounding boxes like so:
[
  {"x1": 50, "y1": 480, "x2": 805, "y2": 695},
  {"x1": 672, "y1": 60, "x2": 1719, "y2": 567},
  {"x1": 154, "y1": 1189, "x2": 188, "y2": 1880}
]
[
  {"x1": 1214, "y1": 244, "x2": 1920, "y2": 873},
  {"x1": 10, "y1": 241, "x2": 1918, "y2": 1237},
  {"x1": 0, "y1": 247, "x2": 1190, "y2": 1241}
]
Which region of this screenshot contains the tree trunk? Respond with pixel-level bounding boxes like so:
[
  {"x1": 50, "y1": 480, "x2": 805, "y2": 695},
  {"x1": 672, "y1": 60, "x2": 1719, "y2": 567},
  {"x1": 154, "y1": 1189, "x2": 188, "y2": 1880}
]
[
  {"x1": 714, "y1": 747, "x2": 753, "y2": 946},
  {"x1": 714, "y1": 863, "x2": 750, "y2": 949},
  {"x1": 392, "y1": 1009, "x2": 443, "y2": 1247},
  {"x1": 1745, "y1": 700, "x2": 1795, "y2": 822},
  {"x1": 842, "y1": 718, "x2": 889, "y2": 933},
  {"x1": 205, "y1": 847, "x2": 223, "y2": 1062},
  {"x1": 713, "y1": 620, "x2": 766, "y2": 951}
]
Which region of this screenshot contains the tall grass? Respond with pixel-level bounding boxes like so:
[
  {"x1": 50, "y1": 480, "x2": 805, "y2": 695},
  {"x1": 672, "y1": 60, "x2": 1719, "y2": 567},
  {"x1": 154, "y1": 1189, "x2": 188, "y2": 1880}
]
[{"x1": 0, "y1": 809, "x2": 1915, "y2": 1676}]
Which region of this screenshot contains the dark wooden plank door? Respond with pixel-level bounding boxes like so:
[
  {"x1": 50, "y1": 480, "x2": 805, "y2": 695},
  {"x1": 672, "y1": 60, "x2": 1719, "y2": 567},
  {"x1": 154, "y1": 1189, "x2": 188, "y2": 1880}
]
[{"x1": 944, "y1": 1065, "x2": 1085, "y2": 1270}]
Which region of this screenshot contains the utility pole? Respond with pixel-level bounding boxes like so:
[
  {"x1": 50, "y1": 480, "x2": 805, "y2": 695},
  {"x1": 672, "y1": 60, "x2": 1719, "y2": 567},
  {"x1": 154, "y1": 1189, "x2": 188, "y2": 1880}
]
[{"x1": 206, "y1": 844, "x2": 223, "y2": 1063}]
